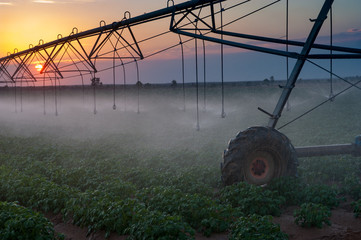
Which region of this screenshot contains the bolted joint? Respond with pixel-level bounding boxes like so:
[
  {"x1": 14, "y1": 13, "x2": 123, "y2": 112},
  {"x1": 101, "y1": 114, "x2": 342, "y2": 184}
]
[{"x1": 309, "y1": 16, "x2": 327, "y2": 22}]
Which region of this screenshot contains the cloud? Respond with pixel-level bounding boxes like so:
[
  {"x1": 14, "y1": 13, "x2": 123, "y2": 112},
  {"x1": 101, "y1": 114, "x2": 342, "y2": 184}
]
[
  {"x1": 0, "y1": 2, "x2": 13, "y2": 5},
  {"x1": 31, "y1": 0, "x2": 96, "y2": 4},
  {"x1": 73, "y1": 0, "x2": 96, "y2": 2},
  {"x1": 33, "y1": 0, "x2": 55, "y2": 3},
  {"x1": 347, "y1": 28, "x2": 361, "y2": 33}
]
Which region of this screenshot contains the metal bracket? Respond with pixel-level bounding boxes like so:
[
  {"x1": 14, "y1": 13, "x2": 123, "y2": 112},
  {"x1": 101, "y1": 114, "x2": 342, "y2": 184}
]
[{"x1": 257, "y1": 107, "x2": 274, "y2": 118}]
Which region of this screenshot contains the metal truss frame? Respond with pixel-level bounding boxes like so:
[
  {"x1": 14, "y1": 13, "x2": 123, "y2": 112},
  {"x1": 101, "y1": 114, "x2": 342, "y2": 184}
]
[
  {"x1": 170, "y1": 0, "x2": 361, "y2": 128},
  {"x1": 1, "y1": 0, "x2": 360, "y2": 129},
  {"x1": 0, "y1": 0, "x2": 223, "y2": 85}
]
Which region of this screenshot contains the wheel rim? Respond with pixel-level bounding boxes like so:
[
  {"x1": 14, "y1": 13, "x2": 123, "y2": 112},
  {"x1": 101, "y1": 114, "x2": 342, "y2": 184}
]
[
  {"x1": 250, "y1": 157, "x2": 269, "y2": 179},
  {"x1": 244, "y1": 150, "x2": 276, "y2": 185}
]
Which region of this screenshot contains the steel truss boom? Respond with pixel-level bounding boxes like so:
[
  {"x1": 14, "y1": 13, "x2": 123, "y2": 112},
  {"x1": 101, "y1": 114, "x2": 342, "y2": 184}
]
[
  {"x1": 171, "y1": 0, "x2": 360, "y2": 129},
  {"x1": 0, "y1": 0, "x2": 223, "y2": 62},
  {"x1": 1, "y1": 0, "x2": 360, "y2": 130},
  {"x1": 268, "y1": 0, "x2": 334, "y2": 128},
  {"x1": 0, "y1": 0, "x2": 225, "y2": 85}
]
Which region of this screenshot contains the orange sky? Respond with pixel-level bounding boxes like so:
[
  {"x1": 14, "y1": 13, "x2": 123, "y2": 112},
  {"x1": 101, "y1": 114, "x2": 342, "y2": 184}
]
[
  {"x1": 1, "y1": 0, "x2": 361, "y2": 55},
  {"x1": 0, "y1": 0, "x2": 175, "y2": 56},
  {"x1": 1, "y1": 0, "x2": 360, "y2": 58},
  {"x1": 1, "y1": 0, "x2": 360, "y2": 84}
]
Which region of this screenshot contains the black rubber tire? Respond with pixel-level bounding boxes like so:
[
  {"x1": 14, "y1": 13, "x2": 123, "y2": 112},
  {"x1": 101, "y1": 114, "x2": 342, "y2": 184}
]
[{"x1": 221, "y1": 126, "x2": 298, "y2": 186}]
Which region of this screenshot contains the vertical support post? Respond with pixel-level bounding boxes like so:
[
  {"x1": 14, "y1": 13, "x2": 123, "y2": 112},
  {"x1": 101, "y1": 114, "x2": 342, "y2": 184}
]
[
  {"x1": 122, "y1": 63, "x2": 127, "y2": 112},
  {"x1": 203, "y1": 39, "x2": 207, "y2": 111},
  {"x1": 113, "y1": 49, "x2": 117, "y2": 110},
  {"x1": 135, "y1": 59, "x2": 140, "y2": 114},
  {"x1": 267, "y1": 0, "x2": 334, "y2": 129},
  {"x1": 54, "y1": 72, "x2": 58, "y2": 116},
  {"x1": 178, "y1": 34, "x2": 186, "y2": 111},
  {"x1": 43, "y1": 73, "x2": 46, "y2": 115},
  {"x1": 220, "y1": 5, "x2": 226, "y2": 118},
  {"x1": 329, "y1": 5, "x2": 334, "y2": 101},
  {"x1": 20, "y1": 74, "x2": 23, "y2": 113},
  {"x1": 285, "y1": 0, "x2": 291, "y2": 111},
  {"x1": 195, "y1": 37, "x2": 200, "y2": 131},
  {"x1": 80, "y1": 74, "x2": 85, "y2": 107},
  {"x1": 14, "y1": 81, "x2": 17, "y2": 113}
]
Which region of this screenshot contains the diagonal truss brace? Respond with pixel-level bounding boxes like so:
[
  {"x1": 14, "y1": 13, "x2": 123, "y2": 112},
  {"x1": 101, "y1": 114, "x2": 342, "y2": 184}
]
[
  {"x1": 170, "y1": 0, "x2": 361, "y2": 60},
  {"x1": 39, "y1": 25, "x2": 144, "y2": 77},
  {"x1": 170, "y1": 0, "x2": 360, "y2": 128},
  {"x1": 1, "y1": 0, "x2": 224, "y2": 84},
  {"x1": 267, "y1": 0, "x2": 334, "y2": 128},
  {"x1": 0, "y1": 59, "x2": 14, "y2": 83},
  {"x1": 10, "y1": 53, "x2": 37, "y2": 82}
]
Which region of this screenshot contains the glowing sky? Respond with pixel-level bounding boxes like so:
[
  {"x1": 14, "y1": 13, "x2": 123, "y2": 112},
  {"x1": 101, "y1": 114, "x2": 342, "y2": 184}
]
[{"x1": 1, "y1": 0, "x2": 361, "y2": 83}]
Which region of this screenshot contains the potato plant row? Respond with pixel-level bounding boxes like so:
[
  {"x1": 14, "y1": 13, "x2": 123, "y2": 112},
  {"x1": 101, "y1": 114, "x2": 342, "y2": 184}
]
[
  {"x1": 0, "y1": 201, "x2": 63, "y2": 240},
  {"x1": 0, "y1": 135, "x2": 360, "y2": 239}
]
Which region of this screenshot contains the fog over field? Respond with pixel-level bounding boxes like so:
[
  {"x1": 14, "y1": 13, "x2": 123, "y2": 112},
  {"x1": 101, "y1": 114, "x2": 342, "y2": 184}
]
[
  {"x1": 0, "y1": 80, "x2": 361, "y2": 239},
  {"x1": 0, "y1": 80, "x2": 360, "y2": 156}
]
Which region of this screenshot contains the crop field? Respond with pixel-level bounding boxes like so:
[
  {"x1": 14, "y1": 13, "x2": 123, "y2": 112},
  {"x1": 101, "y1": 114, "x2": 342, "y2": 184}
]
[{"x1": 0, "y1": 80, "x2": 361, "y2": 239}]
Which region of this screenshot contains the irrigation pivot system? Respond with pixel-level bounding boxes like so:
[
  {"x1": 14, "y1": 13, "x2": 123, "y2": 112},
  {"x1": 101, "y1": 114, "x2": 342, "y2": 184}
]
[{"x1": 1, "y1": 0, "x2": 361, "y2": 185}]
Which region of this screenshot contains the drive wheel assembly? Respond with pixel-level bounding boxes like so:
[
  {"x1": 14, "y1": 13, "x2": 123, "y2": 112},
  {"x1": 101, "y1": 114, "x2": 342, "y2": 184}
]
[{"x1": 221, "y1": 126, "x2": 298, "y2": 185}]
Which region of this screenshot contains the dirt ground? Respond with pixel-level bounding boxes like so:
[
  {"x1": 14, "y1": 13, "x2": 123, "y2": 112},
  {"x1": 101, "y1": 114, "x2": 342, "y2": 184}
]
[
  {"x1": 273, "y1": 204, "x2": 361, "y2": 240},
  {"x1": 47, "y1": 200, "x2": 361, "y2": 240}
]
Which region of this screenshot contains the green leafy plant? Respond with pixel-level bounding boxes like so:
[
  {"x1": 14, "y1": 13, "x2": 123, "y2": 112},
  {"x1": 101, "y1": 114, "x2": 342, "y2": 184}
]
[
  {"x1": 267, "y1": 176, "x2": 305, "y2": 206},
  {"x1": 0, "y1": 166, "x2": 77, "y2": 214},
  {"x1": 342, "y1": 174, "x2": 361, "y2": 200},
  {"x1": 300, "y1": 184, "x2": 341, "y2": 209},
  {"x1": 229, "y1": 214, "x2": 288, "y2": 240},
  {"x1": 137, "y1": 186, "x2": 242, "y2": 236},
  {"x1": 220, "y1": 182, "x2": 285, "y2": 216},
  {"x1": 352, "y1": 199, "x2": 361, "y2": 218},
  {"x1": 0, "y1": 201, "x2": 63, "y2": 240},
  {"x1": 125, "y1": 208, "x2": 195, "y2": 240},
  {"x1": 63, "y1": 190, "x2": 136, "y2": 237},
  {"x1": 294, "y1": 203, "x2": 331, "y2": 228},
  {"x1": 63, "y1": 190, "x2": 196, "y2": 239}
]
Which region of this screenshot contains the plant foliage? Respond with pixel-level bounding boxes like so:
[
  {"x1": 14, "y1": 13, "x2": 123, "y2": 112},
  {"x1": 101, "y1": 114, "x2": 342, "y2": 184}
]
[
  {"x1": 352, "y1": 199, "x2": 361, "y2": 218},
  {"x1": 300, "y1": 184, "x2": 341, "y2": 209},
  {"x1": 342, "y1": 174, "x2": 361, "y2": 201},
  {"x1": 294, "y1": 203, "x2": 331, "y2": 228},
  {"x1": 0, "y1": 201, "x2": 63, "y2": 240},
  {"x1": 220, "y1": 182, "x2": 285, "y2": 216},
  {"x1": 137, "y1": 186, "x2": 242, "y2": 236},
  {"x1": 229, "y1": 214, "x2": 288, "y2": 240}
]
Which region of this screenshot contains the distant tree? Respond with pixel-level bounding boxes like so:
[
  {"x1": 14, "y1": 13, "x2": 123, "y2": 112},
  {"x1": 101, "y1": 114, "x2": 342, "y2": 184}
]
[
  {"x1": 136, "y1": 81, "x2": 143, "y2": 87},
  {"x1": 270, "y1": 76, "x2": 275, "y2": 82},
  {"x1": 171, "y1": 80, "x2": 177, "y2": 87},
  {"x1": 91, "y1": 77, "x2": 102, "y2": 86},
  {"x1": 263, "y1": 78, "x2": 270, "y2": 85}
]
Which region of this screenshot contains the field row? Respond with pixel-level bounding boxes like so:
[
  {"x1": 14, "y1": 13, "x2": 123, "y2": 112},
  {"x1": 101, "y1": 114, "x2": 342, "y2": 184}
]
[{"x1": 0, "y1": 135, "x2": 361, "y2": 239}]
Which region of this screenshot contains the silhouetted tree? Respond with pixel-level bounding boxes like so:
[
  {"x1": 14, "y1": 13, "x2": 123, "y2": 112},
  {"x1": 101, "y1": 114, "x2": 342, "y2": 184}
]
[
  {"x1": 136, "y1": 81, "x2": 143, "y2": 87},
  {"x1": 91, "y1": 77, "x2": 102, "y2": 86},
  {"x1": 171, "y1": 79, "x2": 177, "y2": 87}
]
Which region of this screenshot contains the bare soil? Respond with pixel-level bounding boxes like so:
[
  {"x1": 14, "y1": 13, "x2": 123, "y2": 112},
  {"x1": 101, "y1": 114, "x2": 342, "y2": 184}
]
[
  {"x1": 47, "y1": 200, "x2": 361, "y2": 240},
  {"x1": 273, "y1": 203, "x2": 361, "y2": 240}
]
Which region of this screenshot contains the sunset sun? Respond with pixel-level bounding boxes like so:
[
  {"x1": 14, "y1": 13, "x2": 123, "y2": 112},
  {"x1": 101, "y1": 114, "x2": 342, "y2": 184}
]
[{"x1": 35, "y1": 64, "x2": 43, "y2": 72}]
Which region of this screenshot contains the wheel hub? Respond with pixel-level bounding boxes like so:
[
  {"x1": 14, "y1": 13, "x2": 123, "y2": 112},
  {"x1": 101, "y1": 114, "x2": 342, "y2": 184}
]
[{"x1": 250, "y1": 157, "x2": 269, "y2": 179}]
